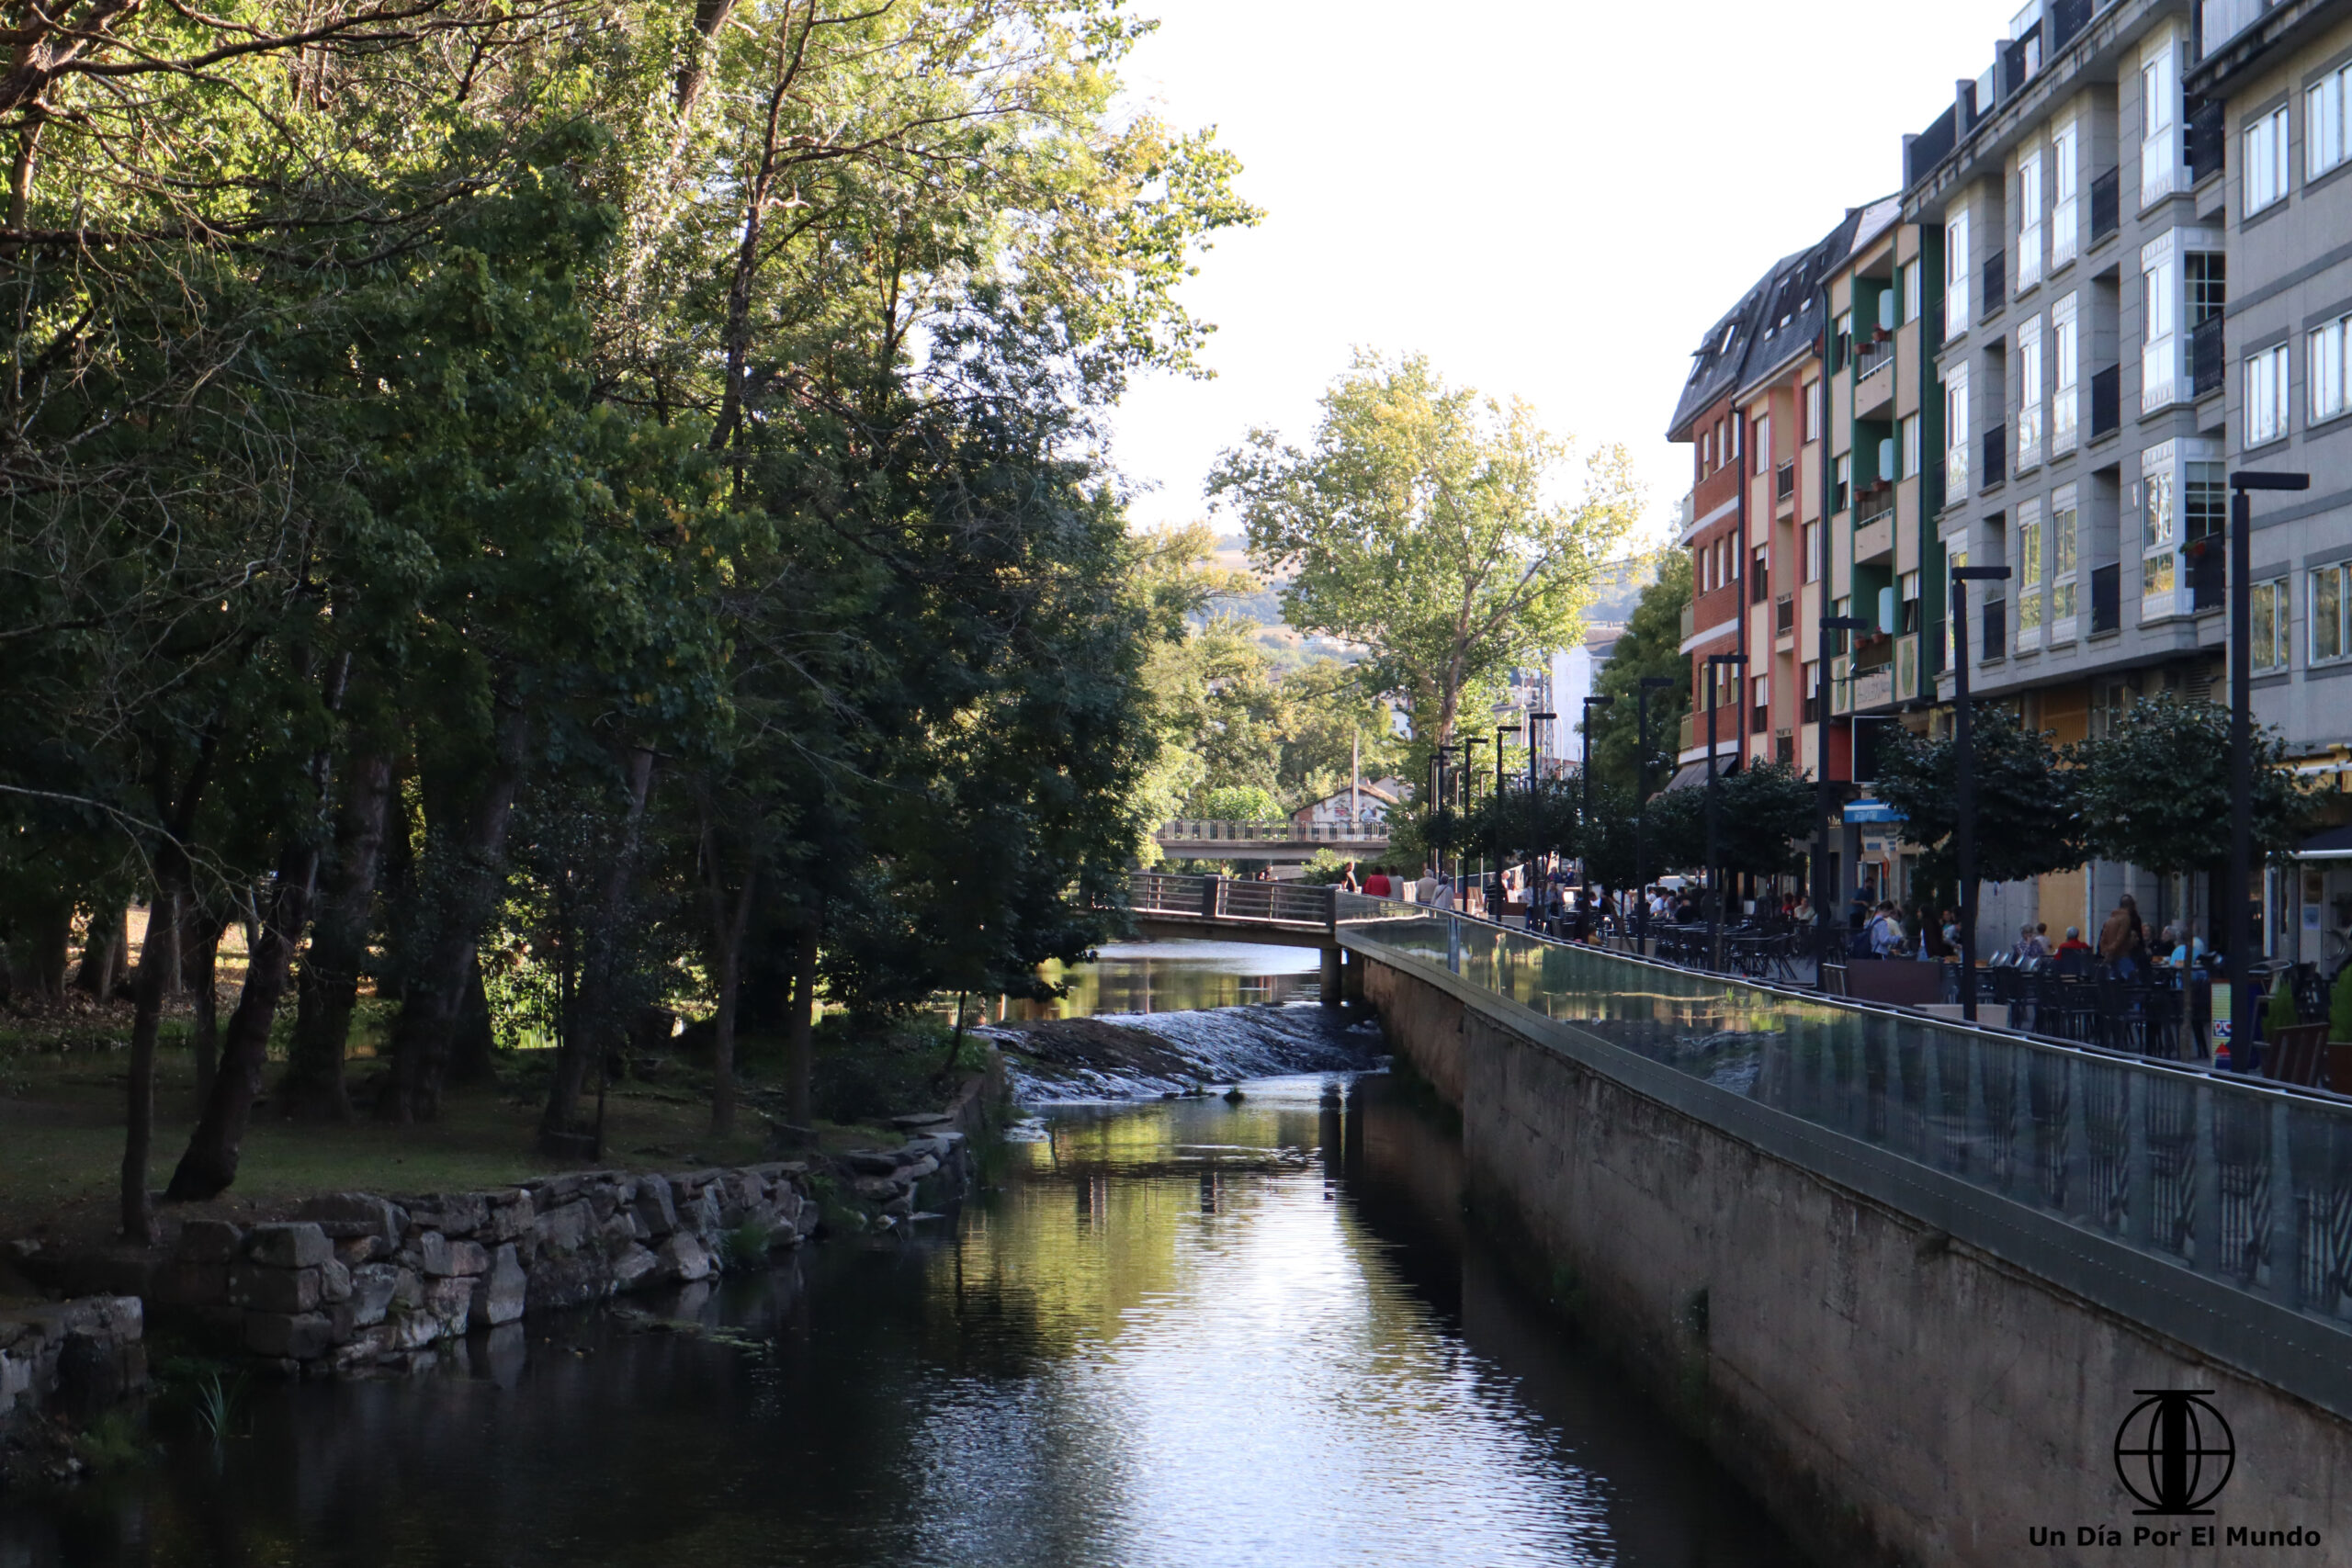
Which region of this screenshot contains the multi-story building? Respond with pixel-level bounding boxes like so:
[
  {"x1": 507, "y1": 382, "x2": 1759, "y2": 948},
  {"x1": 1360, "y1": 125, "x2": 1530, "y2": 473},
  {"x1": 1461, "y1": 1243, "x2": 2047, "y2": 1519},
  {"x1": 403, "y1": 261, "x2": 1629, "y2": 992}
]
[
  {"x1": 1668, "y1": 212, "x2": 1861, "y2": 789},
  {"x1": 2190, "y1": 0, "x2": 2352, "y2": 966}
]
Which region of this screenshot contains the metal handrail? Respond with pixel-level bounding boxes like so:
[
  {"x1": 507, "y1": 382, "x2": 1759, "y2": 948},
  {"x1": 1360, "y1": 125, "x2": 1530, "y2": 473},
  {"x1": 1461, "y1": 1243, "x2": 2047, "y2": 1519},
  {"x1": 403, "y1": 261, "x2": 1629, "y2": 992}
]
[
  {"x1": 1155, "y1": 819, "x2": 1388, "y2": 844},
  {"x1": 1334, "y1": 895, "x2": 2352, "y2": 1365}
]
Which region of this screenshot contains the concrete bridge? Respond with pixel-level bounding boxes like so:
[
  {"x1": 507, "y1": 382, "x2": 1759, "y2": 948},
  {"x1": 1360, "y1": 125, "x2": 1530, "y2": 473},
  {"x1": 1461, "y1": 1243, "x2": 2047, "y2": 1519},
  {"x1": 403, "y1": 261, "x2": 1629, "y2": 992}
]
[{"x1": 1124, "y1": 873, "x2": 1384, "y2": 1002}]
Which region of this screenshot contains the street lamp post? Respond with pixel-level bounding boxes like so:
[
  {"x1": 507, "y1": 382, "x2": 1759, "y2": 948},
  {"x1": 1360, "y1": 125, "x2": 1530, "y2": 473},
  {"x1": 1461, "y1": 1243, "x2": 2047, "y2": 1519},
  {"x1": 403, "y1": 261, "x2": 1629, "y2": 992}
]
[
  {"x1": 1634, "y1": 676, "x2": 1675, "y2": 945},
  {"x1": 1815, "y1": 615, "x2": 1874, "y2": 984},
  {"x1": 2228, "y1": 470, "x2": 2310, "y2": 1063},
  {"x1": 1705, "y1": 651, "x2": 1749, "y2": 971},
  {"x1": 1461, "y1": 735, "x2": 1487, "y2": 908},
  {"x1": 1494, "y1": 722, "x2": 1522, "y2": 918},
  {"x1": 1580, "y1": 696, "x2": 1613, "y2": 933},
  {"x1": 1950, "y1": 564, "x2": 2012, "y2": 1023},
  {"x1": 1529, "y1": 711, "x2": 1555, "y2": 922}
]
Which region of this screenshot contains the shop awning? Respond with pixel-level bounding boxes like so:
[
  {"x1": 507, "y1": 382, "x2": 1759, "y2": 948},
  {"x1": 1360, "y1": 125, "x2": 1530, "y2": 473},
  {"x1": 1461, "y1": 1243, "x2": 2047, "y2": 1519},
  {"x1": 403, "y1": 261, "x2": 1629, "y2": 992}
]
[
  {"x1": 1663, "y1": 757, "x2": 1741, "y2": 793},
  {"x1": 2294, "y1": 823, "x2": 2352, "y2": 861}
]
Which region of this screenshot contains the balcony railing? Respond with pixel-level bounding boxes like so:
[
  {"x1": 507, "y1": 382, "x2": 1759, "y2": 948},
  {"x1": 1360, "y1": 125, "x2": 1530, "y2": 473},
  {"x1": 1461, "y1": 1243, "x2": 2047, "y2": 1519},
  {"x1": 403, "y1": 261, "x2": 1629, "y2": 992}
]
[
  {"x1": 1983, "y1": 249, "x2": 2006, "y2": 315},
  {"x1": 2188, "y1": 97, "x2": 2226, "y2": 183},
  {"x1": 2090, "y1": 563, "x2": 2121, "y2": 635},
  {"x1": 1776, "y1": 460, "x2": 1796, "y2": 503},
  {"x1": 2188, "y1": 536, "x2": 2226, "y2": 612},
  {"x1": 1856, "y1": 336, "x2": 1896, "y2": 380},
  {"x1": 1775, "y1": 593, "x2": 1795, "y2": 637},
  {"x1": 1854, "y1": 506, "x2": 1895, "y2": 564},
  {"x1": 1156, "y1": 819, "x2": 1388, "y2": 845},
  {"x1": 2090, "y1": 168, "x2": 2120, "y2": 243},
  {"x1": 1982, "y1": 423, "x2": 2008, "y2": 488},
  {"x1": 2090, "y1": 366, "x2": 2121, "y2": 440},
  {"x1": 1852, "y1": 665, "x2": 1894, "y2": 709},
  {"x1": 2192, "y1": 315, "x2": 2226, "y2": 398}
]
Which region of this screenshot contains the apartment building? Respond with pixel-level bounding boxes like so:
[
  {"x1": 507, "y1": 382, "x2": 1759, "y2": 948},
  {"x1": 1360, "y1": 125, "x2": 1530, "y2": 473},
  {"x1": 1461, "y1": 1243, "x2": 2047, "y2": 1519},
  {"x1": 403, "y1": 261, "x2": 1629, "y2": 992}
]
[
  {"x1": 1667, "y1": 213, "x2": 1860, "y2": 785},
  {"x1": 2190, "y1": 0, "x2": 2352, "y2": 965}
]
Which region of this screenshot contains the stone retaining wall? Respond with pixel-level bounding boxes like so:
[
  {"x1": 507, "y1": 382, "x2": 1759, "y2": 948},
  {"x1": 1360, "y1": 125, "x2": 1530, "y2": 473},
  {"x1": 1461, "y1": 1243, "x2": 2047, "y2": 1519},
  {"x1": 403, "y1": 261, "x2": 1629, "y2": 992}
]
[{"x1": 0, "y1": 1296, "x2": 144, "y2": 1424}]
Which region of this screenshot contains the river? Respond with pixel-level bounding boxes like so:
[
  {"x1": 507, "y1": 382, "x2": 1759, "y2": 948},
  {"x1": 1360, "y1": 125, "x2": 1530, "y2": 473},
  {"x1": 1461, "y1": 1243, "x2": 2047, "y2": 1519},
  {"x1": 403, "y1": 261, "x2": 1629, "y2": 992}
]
[{"x1": 2, "y1": 942, "x2": 1806, "y2": 1567}]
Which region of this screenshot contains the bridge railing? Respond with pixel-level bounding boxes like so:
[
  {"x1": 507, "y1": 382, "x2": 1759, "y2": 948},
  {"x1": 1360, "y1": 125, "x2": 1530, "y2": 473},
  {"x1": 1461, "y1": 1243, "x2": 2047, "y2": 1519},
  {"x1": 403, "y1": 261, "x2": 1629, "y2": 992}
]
[
  {"x1": 1154, "y1": 818, "x2": 1388, "y2": 845},
  {"x1": 1128, "y1": 872, "x2": 1333, "y2": 929},
  {"x1": 1336, "y1": 893, "x2": 2352, "y2": 1359}
]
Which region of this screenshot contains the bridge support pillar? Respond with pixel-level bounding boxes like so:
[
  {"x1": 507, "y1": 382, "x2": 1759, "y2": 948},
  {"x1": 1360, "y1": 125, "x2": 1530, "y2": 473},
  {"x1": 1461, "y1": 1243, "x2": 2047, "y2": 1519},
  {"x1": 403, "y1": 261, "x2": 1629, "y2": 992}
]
[
  {"x1": 1318, "y1": 945, "x2": 1343, "y2": 1005},
  {"x1": 1341, "y1": 946, "x2": 1364, "y2": 1004}
]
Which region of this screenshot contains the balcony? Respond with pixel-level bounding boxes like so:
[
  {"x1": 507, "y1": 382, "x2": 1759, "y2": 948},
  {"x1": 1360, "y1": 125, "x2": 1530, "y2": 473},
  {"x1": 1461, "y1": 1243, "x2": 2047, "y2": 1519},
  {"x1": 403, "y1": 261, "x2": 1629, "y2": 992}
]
[
  {"x1": 1776, "y1": 460, "x2": 1796, "y2": 505},
  {"x1": 2188, "y1": 536, "x2": 2225, "y2": 611},
  {"x1": 1983, "y1": 250, "x2": 2006, "y2": 317},
  {"x1": 1852, "y1": 665, "x2": 1895, "y2": 710},
  {"x1": 1982, "y1": 423, "x2": 2007, "y2": 489},
  {"x1": 1774, "y1": 593, "x2": 1795, "y2": 639},
  {"x1": 1679, "y1": 601, "x2": 1696, "y2": 642},
  {"x1": 1856, "y1": 334, "x2": 1896, "y2": 379},
  {"x1": 2090, "y1": 366, "x2": 2120, "y2": 440},
  {"x1": 2192, "y1": 315, "x2": 2225, "y2": 399},
  {"x1": 1854, "y1": 506, "x2": 1896, "y2": 565},
  {"x1": 2188, "y1": 97, "x2": 2225, "y2": 183},
  {"x1": 2090, "y1": 563, "x2": 2121, "y2": 635},
  {"x1": 2090, "y1": 168, "x2": 2120, "y2": 243},
  {"x1": 1855, "y1": 351, "x2": 1895, "y2": 416}
]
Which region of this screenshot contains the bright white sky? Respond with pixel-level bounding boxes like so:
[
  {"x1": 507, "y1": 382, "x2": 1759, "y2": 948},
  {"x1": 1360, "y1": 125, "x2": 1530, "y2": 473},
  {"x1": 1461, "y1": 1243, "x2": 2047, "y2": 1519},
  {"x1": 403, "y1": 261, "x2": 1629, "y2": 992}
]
[{"x1": 1111, "y1": 0, "x2": 2024, "y2": 555}]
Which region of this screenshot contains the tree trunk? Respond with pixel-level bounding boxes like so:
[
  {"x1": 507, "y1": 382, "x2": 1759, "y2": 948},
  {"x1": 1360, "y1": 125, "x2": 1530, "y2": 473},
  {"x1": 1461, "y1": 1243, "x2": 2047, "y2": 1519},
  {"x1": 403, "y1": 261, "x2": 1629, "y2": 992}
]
[
  {"x1": 182, "y1": 906, "x2": 228, "y2": 1102},
  {"x1": 74, "y1": 900, "x2": 126, "y2": 997},
  {"x1": 707, "y1": 860, "x2": 756, "y2": 1139},
  {"x1": 541, "y1": 747, "x2": 655, "y2": 1148},
  {"x1": 164, "y1": 840, "x2": 318, "y2": 1201},
  {"x1": 382, "y1": 702, "x2": 529, "y2": 1123},
  {"x1": 27, "y1": 894, "x2": 72, "y2": 996},
  {"x1": 282, "y1": 750, "x2": 394, "y2": 1120},
  {"x1": 120, "y1": 883, "x2": 179, "y2": 1243},
  {"x1": 447, "y1": 953, "x2": 496, "y2": 1086},
  {"x1": 786, "y1": 915, "x2": 819, "y2": 1126}
]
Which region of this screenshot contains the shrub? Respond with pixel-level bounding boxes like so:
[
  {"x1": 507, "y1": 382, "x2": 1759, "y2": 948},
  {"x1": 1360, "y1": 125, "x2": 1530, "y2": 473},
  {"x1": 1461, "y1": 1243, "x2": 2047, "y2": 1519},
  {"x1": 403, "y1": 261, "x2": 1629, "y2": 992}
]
[
  {"x1": 719, "y1": 1221, "x2": 770, "y2": 1270},
  {"x1": 2332, "y1": 964, "x2": 2352, "y2": 1044}
]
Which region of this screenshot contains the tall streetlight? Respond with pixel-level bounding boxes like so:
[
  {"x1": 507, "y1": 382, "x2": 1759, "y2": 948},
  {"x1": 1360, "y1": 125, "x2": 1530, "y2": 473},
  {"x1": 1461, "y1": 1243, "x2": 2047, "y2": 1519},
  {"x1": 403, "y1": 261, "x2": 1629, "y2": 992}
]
[
  {"x1": 1460, "y1": 735, "x2": 1487, "y2": 907},
  {"x1": 1704, "y1": 650, "x2": 1749, "y2": 970},
  {"x1": 1494, "y1": 720, "x2": 1522, "y2": 917},
  {"x1": 1634, "y1": 676, "x2": 1676, "y2": 944},
  {"x1": 1528, "y1": 711, "x2": 1555, "y2": 918},
  {"x1": 2228, "y1": 470, "x2": 2310, "y2": 1063},
  {"x1": 1815, "y1": 615, "x2": 1875, "y2": 981},
  {"x1": 1950, "y1": 564, "x2": 2012, "y2": 1022},
  {"x1": 1580, "y1": 696, "x2": 1613, "y2": 929}
]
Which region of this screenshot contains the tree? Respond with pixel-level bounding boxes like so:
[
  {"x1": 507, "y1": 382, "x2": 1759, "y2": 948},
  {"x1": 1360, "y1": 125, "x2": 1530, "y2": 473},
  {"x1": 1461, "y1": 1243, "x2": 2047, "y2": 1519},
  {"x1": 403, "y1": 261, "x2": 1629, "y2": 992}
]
[
  {"x1": 2066, "y1": 694, "x2": 2315, "y2": 877},
  {"x1": 1638, "y1": 762, "x2": 1815, "y2": 885},
  {"x1": 1586, "y1": 549, "x2": 1692, "y2": 797},
  {"x1": 1208, "y1": 352, "x2": 1641, "y2": 751},
  {"x1": 1873, "y1": 710, "x2": 2084, "y2": 896}
]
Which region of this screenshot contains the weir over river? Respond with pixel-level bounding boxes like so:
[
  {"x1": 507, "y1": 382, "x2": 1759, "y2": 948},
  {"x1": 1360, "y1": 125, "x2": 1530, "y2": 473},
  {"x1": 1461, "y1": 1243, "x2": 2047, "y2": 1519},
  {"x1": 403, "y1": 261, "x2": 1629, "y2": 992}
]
[{"x1": 0, "y1": 942, "x2": 1803, "y2": 1568}]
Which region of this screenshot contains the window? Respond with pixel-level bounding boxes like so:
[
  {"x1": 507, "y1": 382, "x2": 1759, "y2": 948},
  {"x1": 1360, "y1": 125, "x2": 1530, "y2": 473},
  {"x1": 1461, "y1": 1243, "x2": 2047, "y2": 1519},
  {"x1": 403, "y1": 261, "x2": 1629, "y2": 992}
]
[
  {"x1": 1947, "y1": 207, "x2": 1973, "y2": 338},
  {"x1": 1754, "y1": 414, "x2": 1770, "y2": 476},
  {"x1": 2052, "y1": 292, "x2": 2080, "y2": 455},
  {"x1": 1946, "y1": 363, "x2": 1972, "y2": 499},
  {"x1": 2052, "y1": 485, "x2": 2080, "y2": 628},
  {"x1": 2142, "y1": 38, "x2": 2179, "y2": 205},
  {"x1": 2017, "y1": 316, "x2": 2045, "y2": 470},
  {"x1": 1751, "y1": 546, "x2": 1770, "y2": 604},
  {"x1": 2314, "y1": 563, "x2": 2349, "y2": 663},
  {"x1": 1804, "y1": 522, "x2": 1821, "y2": 583},
  {"x1": 1804, "y1": 380, "x2": 1822, "y2": 443},
  {"x1": 1833, "y1": 453, "x2": 1851, "y2": 514},
  {"x1": 2186, "y1": 461, "x2": 2226, "y2": 542},
  {"x1": 2245, "y1": 344, "x2": 2290, "y2": 446},
  {"x1": 2017, "y1": 499, "x2": 2045, "y2": 642},
  {"x1": 2143, "y1": 249, "x2": 2179, "y2": 410},
  {"x1": 1904, "y1": 261, "x2": 1922, "y2": 323},
  {"x1": 2312, "y1": 314, "x2": 2350, "y2": 423},
  {"x1": 2246, "y1": 104, "x2": 2290, "y2": 213},
  {"x1": 2018, "y1": 149, "x2": 2045, "y2": 290},
  {"x1": 1945, "y1": 547, "x2": 1968, "y2": 666},
  {"x1": 1832, "y1": 310, "x2": 1852, "y2": 372},
  {"x1": 2188, "y1": 252, "x2": 2226, "y2": 325},
  {"x1": 2251, "y1": 577, "x2": 2290, "y2": 671},
  {"x1": 2052, "y1": 119, "x2": 2080, "y2": 266},
  {"x1": 1901, "y1": 413, "x2": 1921, "y2": 479},
  {"x1": 2143, "y1": 461, "x2": 2177, "y2": 615},
  {"x1": 2309, "y1": 63, "x2": 2349, "y2": 181}
]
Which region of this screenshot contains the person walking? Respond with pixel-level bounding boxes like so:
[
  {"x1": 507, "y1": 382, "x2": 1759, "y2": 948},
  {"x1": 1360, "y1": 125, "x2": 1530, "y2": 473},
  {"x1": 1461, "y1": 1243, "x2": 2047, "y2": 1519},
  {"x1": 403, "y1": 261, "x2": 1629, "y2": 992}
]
[{"x1": 2099, "y1": 894, "x2": 2146, "y2": 979}]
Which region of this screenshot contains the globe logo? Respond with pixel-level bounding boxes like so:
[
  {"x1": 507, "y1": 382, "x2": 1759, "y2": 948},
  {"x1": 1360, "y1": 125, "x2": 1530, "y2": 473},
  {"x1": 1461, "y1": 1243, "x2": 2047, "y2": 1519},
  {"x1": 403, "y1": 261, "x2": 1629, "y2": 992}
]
[{"x1": 2114, "y1": 1391, "x2": 2235, "y2": 1516}]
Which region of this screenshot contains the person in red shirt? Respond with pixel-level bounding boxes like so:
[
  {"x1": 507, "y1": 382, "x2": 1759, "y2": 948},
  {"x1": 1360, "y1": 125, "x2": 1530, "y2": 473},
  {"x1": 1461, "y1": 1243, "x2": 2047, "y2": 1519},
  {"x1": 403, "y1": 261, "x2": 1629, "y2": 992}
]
[{"x1": 2054, "y1": 926, "x2": 2092, "y2": 955}]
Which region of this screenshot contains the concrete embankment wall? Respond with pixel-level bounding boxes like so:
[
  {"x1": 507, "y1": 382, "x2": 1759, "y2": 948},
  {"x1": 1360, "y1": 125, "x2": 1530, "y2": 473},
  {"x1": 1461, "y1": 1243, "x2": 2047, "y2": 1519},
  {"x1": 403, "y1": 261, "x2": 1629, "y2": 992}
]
[{"x1": 1357, "y1": 949, "x2": 2352, "y2": 1568}]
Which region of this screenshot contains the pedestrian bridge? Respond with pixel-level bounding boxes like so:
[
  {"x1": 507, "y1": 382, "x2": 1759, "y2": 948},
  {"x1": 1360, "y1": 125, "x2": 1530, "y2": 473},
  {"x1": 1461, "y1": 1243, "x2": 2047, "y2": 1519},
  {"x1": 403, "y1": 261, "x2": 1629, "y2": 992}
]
[
  {"x1": 1151, "y1": 819, "x2": 1388, "y2": 864},
  {"x1": 1123, "y1": 873, "x2": 1393, "y2": 1000}
]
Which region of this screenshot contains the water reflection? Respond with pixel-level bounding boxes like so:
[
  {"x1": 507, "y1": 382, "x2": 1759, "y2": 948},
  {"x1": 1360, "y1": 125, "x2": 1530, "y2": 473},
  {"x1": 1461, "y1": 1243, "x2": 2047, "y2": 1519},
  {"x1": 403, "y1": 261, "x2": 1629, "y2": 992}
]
[
  {"x1": 1009, "y1": 941, "x2": 1321, "y2": 1019},
  {"x1": 2, "y1": 1076, "x2": 1806, "y2": 1568}
]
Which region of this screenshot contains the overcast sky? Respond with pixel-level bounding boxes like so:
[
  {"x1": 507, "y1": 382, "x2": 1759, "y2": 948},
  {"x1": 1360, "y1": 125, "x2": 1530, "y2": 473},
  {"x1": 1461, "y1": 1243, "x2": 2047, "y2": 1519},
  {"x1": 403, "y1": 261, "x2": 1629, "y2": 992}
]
[{"x1": 1110, "y1": 0, "x2": 2026, "y2": 553}]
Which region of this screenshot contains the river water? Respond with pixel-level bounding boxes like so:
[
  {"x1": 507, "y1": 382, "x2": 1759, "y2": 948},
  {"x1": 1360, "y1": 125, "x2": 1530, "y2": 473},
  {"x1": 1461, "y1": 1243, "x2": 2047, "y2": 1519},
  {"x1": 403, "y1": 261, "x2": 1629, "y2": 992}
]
[{"x1": 2, "y1": 943, "x2": 1806, "y2": 1568}]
